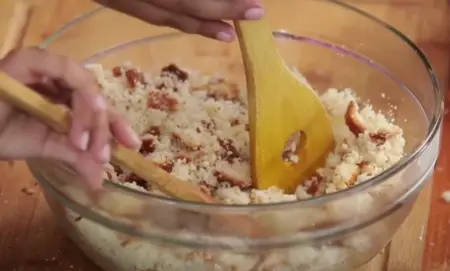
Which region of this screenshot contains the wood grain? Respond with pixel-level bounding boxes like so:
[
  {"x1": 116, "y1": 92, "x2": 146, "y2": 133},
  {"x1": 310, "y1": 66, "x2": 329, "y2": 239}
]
[{"x1": 0, "y1": 0, "x2": 448, "y2": 271}]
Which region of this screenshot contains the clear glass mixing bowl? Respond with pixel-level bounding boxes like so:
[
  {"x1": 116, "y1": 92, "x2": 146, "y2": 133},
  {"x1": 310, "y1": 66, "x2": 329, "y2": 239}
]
[{"x1": 28, "y1": 1, "x2": 443, "y2": 270}]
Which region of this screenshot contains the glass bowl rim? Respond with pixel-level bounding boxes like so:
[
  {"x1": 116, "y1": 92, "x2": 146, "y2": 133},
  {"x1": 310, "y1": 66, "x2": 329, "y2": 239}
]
[{"x1": 37, "y1": 1, "x2": 443, "y2": 213}]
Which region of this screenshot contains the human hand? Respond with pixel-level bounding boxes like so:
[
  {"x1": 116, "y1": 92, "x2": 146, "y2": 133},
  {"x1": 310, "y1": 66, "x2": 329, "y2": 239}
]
[
  {"x1": 94, "y1": 0, "x2": 264, "y2": 42},
  {"x1": 0, "y1": 48, "x2": 141, "y2": 189}
]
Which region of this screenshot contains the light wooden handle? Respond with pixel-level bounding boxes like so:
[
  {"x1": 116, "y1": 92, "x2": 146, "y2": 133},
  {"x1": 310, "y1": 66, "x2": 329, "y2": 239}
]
[
  {"x1": 0, "y1": 72, "x2": 214, "y2": 203},
  {"x1": 0, "y1": 0, "x2": 34, "y2": 58}
]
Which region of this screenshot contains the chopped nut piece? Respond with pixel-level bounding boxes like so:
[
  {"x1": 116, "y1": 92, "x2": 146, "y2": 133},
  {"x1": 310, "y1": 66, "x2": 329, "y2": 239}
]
[
  {"x1": 306, "y1": 174, "x2": 324, "y2": 195},
  {"x1": 369, "y1": 131, "x2": 391, "y2": 146},
  {"x1": 357, "y1": 161, "x2": 369, "y2": 168},
  {"x1": 282, "y1": 130, "x2": 306, "y2": 164},
  {"x1": 346, "y1": 172, "x2": 359, "y2": 186},
  {"x1": 218, "y1": 138, "x2": 240, "y2": 163},
  {"x1": 192, "y1": 77, "x2": 240, "y2": 100},
  {"x1": 147, "y1": 126, "x2": 161, "y2": 137},
  {"x1": 157, "y1": 161, "x2": 175, "y2": 173},
  {"x1": 148, "y1": 91, "x2": 178, "y2": 111},
  {"x1": 214, "y1": 161, "x2": 252, "y2": 189},
  {"x1": 230, "y1": 119, "x2": 240, "y2": 126},
  {"x1": 125, "y1": 68, "x2": 145, "y2": 89},
  {"x1": 112, "y1": 66, "x2": 122, "y2": 77},
  {"x1": 124, "y1": 174, "x2": 149, "y2": 190},
  {"x1": 139, "y1": 138, "x2": 156, "y2": 155},
  {"x1": 161, "y1": 64, "x2": 188, "y2": 81},
  {"x1": 112, "y1": 164, "x2": 123, "y2": 175},
  {"x1": 345, "y1": 100, "x2": 366, "y2": 136}
]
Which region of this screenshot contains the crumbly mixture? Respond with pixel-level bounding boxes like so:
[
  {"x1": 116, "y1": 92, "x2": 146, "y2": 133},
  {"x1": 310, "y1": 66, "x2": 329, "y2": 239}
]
[
  {"x1": 62, "y1": 62, "x2": 408, "y2": 271},
  {"x1": 87, "y1": 62, "x2": 405, "y2": 204}
]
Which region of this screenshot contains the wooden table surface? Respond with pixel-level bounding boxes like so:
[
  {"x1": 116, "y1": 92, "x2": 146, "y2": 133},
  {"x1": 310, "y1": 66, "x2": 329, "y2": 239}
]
[{"x1": 0, "y1": 0, "x2": 448, "y2": 270}]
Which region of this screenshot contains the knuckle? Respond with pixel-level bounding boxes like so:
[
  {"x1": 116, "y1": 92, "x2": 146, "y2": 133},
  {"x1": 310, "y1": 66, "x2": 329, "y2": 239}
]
[{"x1": 156, "y1": 15, "x2": 180, "y2": 29}]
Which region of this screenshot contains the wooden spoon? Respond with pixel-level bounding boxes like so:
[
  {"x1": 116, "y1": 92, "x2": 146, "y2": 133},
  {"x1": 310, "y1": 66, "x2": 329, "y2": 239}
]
[
  {"x1": 0, "y1": 74, "x2": 266, "y2": 237},
  {"x1": 0, "y1": 0, "x2": 34, "y2": 168},
  {"x1": 0, "y1": 72, "x2": 214, "y2": 203},
  {"x1": 234, "y1": 19, "x2": 335, "y2": 193}
]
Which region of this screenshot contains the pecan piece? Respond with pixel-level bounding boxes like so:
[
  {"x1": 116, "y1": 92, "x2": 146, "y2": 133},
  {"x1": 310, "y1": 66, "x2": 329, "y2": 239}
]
[
  {"x1": 125, "y1": 68, "x2": 146, "y2": 89},
  {"x1": 147, "y1": 126, "x2": 161, "y2": 137},
  {"x1": 345, "y1": 100, "x2": 366, "y2": 137},
  {"x1": 218, "y1": 138, "x2": 240, "y2": 163},
  {"x1": 161, "y1": 63, "x2": 188, "y2": 81},
  {"x1": 113, "y1": 164, "x2": 124, "y2": 175},
  {"x1": 214, "y1": 161, "x2": 252, "y2": 189},
  {"x1": 214, "y1": 171, "x2": 252, "y2": 189},
  {"x1": 306, "y1": 174, "x2": 324, "y2": 195},
  {"x1": 282, "y1": 130, "x2": 306, "y2": 164},
  {"x1": 207, "y1": 79, "x2": 240, "y2": 101},
  {"x1": 112, "y1": 66, "x2": 122, "y2": 77},
  {"x1": 369, "y1": 131, "x2": 391, "y2": 146},
  {"x1": 124, "y1": 173, "x2": 149, "y2": 190},
  {"x1": 230, "y1": 118, "x2": 240, "y2": 126},
  {"x1": 157, "y1": 161, "x2": 175, "y2": 173},
  {"x1": 346, "y1": 172, "x2": 359, "y2": 186},
  {"x1": 148, "y1": 91, "x2": 178, "y2": 111},
  {"x1": 192, "y1": 77, "x2": 240, "y2": 101},
  {"x1": 139, "y1": 138, "x2": 156, "y2": 155}
]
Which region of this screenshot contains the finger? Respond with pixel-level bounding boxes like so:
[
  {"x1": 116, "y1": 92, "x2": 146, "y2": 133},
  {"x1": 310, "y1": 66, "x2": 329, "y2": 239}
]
[
  {"x1": 196, "y1": 20, "x2": 235, "y2": 42},
  {"x1": 1, "y1": 48, "x2": 107, "y2": 150},
  {"x1": 88, "y1": 108, "x2": 110, "y2": 163},
  {"x1": 41, "y1": 131, "x2": 104, "y2": 190},
  {"x1": 1, "y1": 47, "x2": 104, "y2": 112},
  {"x1": 27, "y1": 79, "x2": 73, "y2": 106},
  {"x1": 97, "y1": 0, "x2": 235, "y2": 41},
  {"x1": 108, "y1": 108, "x2": 141, "y2": 149},
  {"x1": 70, "y1": 91, "x2": 93, "y2": 151},
  {"x1": 151, "y1": 0, "x2": 264, "y2": 21},
  {"x1": 74, "y1": 155, "x2": 105, "y2": 190}
]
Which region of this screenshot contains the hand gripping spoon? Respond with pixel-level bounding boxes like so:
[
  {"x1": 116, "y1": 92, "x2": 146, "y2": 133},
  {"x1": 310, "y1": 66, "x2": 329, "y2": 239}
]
[
  {"x1": 234, "y1": 19, "x2": 335, "y2": 193},
  {"x1": 0, "y1": 72, "x2": 265, "y2": 237}
]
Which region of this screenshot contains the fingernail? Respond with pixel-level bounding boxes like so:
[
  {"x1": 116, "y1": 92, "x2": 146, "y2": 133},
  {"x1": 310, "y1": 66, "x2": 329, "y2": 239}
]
[
  {"x1": 100, "y1": 145, "x2": 111, "y2": 162},
  {"x1": 244, "y1": 7, "x2": 265, "y2": 20},
  {"x1": 216, "y1": 31, "x2": 235, "y2": 42},
  {"x1": 79, "y1": 132, "x2": 90, "y2": 151},
  {"x1": 95, "y1": 95, "x2": 107, "y2": 111}
]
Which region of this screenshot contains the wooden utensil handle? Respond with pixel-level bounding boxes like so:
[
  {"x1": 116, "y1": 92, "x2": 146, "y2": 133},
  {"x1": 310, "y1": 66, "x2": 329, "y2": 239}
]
[
  {"x1": 0, "y1": 0, "x2": 34, "y2": 58},
  {"x1": 0, "y1": 72, "x2": 70, "y2": 132}
]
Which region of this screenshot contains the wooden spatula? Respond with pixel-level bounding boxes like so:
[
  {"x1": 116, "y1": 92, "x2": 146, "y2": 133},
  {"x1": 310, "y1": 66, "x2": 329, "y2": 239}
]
[
  {"x1": 234, "y1": 19, "x2": 335, "y2": 193},
  {"x1": 0, "y1": 72, "x2": 214, "y2": 203}
]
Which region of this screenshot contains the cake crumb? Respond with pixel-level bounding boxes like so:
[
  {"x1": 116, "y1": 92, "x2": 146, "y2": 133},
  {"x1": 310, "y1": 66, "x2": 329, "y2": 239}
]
[
  {"x1": 21, "y1": 187, "x2": 37, "y2": 195},
  {"x1": 442, "y1": 190, "x2": 450, "y2": 203}
]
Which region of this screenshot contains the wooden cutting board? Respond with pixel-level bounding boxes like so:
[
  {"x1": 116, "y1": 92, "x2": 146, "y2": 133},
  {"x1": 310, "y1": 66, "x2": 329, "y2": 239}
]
[{"x1": 0, "y1": 0, "x2": 448, "y2": 270}]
